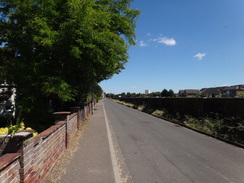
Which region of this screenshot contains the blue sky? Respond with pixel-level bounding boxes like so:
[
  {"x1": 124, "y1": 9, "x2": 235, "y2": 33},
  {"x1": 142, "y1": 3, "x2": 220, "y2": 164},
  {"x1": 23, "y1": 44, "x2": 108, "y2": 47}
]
[{"x1": 102, "y1": 0, "x2": 244, "y2": 94}]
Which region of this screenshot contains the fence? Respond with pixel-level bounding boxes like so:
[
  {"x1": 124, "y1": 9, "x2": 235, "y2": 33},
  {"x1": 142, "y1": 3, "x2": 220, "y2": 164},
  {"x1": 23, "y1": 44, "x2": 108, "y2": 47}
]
[
  {"x1": 118, "y1": 98, "x2": 244, "y2": 118},
  {"x1": 0, "y1": 101, "x2": 94, "y2": 183}
]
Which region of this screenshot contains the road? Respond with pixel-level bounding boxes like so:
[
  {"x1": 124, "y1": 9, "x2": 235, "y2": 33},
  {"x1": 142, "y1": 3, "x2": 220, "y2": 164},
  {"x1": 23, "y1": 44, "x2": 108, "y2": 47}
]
[{"x1": 104, "y1": 99, "x2": 244, "y2": 183}]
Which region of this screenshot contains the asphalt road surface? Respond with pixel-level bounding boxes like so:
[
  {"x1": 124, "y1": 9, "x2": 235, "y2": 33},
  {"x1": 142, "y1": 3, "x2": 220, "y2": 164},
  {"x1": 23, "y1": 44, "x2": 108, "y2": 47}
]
[{"x1": 104, "y1": 99, "x2": 244, "y2": 183}]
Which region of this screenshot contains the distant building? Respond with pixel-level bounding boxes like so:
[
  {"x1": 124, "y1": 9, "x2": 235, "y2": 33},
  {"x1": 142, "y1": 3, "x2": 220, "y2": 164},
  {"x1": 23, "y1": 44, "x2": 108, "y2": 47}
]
[
  {"x1": 200, "y1": 87, "x2": 223, "y2": 98},
  {"x1": 177, "y1": 84, "x2": 244, "y2": 98},
  {"x1": 201, "y1": 85, "x2": 244, "y2": 98},
  {"x1": 145, "y1": 90, "x2": 151, "y2": 94},
  {"x1": 178, "y1": 89, "x2": 199, "y2": 98}
]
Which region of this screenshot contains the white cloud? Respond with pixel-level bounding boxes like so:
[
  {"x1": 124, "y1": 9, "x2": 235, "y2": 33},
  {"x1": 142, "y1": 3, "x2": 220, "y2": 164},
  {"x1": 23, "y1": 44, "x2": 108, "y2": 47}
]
[
  {"x1": 139, "y1": 40, "x2": 148, "y2": 47},
  {"x1": 147, "y1": 32, "x2": 151, "y2": 36},
  {"x1": 131, "y1": 86, "x2": 137, "y2": 89},
  {"x1": 194, "y1": 53, "x2": 206, "y2": 60},
  {"x1": 220, "y1": 84, "x2": 230, "y2": 87},
  {"x1": 154, "y1": 36, "x2": 176, "y2": 46}
]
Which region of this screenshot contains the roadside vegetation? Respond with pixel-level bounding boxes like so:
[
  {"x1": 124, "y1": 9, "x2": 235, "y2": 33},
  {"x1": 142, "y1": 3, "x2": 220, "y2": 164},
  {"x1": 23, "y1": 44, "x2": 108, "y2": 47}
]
[
  {"x1": 0, "y1": 120, "x2": 38, "y2": 137},
  {"x1": 0, "y1": 0, "x2": 140, "y2": 131},
  {"x1": 112, "y1": 99, "x2": 244, "y2": 145}
]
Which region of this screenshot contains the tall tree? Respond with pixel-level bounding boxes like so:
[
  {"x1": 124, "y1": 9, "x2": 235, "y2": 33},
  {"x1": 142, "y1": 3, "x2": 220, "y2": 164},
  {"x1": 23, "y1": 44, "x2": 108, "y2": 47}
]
[
  {"x1": 161, "y1": 89, "x2": 175, "y2": 98},
  {"x1": 161, "y1": 89, "x2": 168, "y2": 97},
  {"x1": 168, "y1": 89, "x2": 175, "y2": 97},
  {"x1": 0, "y1": 0, "x2": 140, "y2": 130}
]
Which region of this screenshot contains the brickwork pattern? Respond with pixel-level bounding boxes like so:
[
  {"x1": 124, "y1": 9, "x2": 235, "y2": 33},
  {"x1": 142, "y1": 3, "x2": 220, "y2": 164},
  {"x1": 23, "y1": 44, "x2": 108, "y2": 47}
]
[
  {"x1": 0, "y1": 153, "x2": 21, "y2": 183},
  {"x1": 0, "y1": 102, "x2": 93, "y2": 183},
  {"x1": 67, "y1": 114, "x2": 78, "y2": 148}
]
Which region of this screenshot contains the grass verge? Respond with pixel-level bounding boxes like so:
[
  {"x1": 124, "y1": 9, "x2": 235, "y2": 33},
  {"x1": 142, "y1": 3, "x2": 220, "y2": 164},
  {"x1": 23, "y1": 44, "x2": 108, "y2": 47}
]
[{"x1": 112, "y1": 99, "x2": 244, "y2": 146}]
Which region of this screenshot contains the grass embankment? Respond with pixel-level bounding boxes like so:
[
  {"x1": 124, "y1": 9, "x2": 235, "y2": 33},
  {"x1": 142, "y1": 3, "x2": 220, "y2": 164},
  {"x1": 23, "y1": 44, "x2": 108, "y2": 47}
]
[{"x1": 112, "y1": 99, "x2": 244, "y2": 146}]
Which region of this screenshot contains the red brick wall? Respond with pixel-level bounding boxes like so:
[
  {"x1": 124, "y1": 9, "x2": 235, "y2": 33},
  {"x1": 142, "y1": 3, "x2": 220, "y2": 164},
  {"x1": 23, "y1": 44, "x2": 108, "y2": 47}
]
[
  {"x1": 0, "y1": 103, "x2": 93, "y2": 183},
  {"x1": 0, "y1": 153, "x2": 21, "y2": 183},
  {"x1": 24, "y1": 121, "x2": 67, "y2": 183},
  {"x1": 67, "y1": 114, "x2": 78, "y2": 148}
]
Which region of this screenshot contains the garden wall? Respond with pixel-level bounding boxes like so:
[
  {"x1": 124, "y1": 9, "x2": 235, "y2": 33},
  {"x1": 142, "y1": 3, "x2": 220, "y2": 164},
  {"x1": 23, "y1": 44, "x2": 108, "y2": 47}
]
[
  {"x1": 0, "y1": 102, "x2": 93, "y2": 183},
  {"x1": 0, "y1": 153, "x2": 21, "y2": 183}
]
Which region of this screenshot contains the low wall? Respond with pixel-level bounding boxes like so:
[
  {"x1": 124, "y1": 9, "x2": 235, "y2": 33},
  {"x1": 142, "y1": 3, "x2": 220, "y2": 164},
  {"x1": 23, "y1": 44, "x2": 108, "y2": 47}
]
[
  {"x1": 0, "y1": 153, "x2": 21, "y2": 183},
  {"x1": 0, "y1": 102, "x2": 93, "y2": 183}
]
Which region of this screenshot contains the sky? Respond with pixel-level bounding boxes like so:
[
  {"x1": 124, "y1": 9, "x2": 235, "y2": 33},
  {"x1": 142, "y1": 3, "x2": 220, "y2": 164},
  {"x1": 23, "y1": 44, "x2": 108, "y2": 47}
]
[{"x1": 100, "y1": 0, "x2": 244, "y2": 94}]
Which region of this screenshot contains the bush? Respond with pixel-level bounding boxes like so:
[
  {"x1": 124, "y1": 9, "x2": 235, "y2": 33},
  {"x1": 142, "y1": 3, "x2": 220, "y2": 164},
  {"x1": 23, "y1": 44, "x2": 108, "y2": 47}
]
[{"x1": 0, "y1": 121, "x2": 38, "y2": 137}]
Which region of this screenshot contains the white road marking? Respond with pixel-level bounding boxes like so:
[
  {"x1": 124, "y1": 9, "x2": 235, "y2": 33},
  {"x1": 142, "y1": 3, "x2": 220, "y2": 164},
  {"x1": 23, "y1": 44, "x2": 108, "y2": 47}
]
[{"x1": 103, "y1": 101, "x2": 122, "y2": 183}]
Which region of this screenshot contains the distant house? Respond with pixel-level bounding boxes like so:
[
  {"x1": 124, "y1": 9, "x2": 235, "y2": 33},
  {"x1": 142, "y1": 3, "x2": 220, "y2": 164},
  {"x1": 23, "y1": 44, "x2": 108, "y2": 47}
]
[
  {"x1": 201, "y1": 85, "x2": 244, "y2": 98},
  {"x1": 178, "y1": 89, "x2": 199, "y2": 98},
  {"x1": 221, "y1": 85, "x2": 244, "y2": 97},
  {"x1": 201, "y1": 87, "x2": 222, "y2": 98},
  {"x1": 145, "y1": 90, "x2": 151, "y2": 94}
]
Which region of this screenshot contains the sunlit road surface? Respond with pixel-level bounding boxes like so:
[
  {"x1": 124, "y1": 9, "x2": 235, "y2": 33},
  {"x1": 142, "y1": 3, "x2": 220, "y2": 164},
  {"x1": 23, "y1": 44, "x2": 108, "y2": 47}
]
[{"x1": 104, "y1": 99, "x2": 244, "y2": 183}]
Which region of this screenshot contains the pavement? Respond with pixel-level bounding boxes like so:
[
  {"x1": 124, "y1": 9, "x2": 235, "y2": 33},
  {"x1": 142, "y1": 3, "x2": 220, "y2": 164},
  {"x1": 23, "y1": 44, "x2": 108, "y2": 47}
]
[{"x1": 58, "y1": 101, "x2": 115, "y2": 183}]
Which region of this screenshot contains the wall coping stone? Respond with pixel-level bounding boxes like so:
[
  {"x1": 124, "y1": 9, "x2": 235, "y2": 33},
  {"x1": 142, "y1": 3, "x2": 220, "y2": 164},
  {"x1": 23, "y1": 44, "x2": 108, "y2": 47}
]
[
  {"x1": 53, "y1": 112, "x2": 71, "y2": 115},
  {"x1": 0, "y1": 130, "x2": 33, "y2": 138},
  {"x1": 34, "y1": 121, "x2": 66, "y2": 145},
  {"x1": 0, "y1": 153, "x2": 21, "y2": 171},
  {"x1": 53, "y1": 111, "x2": 71, "y2": 122},
  {"x1": 69, "y1": 113, "x2": 77, "y2": 120},
  {"x1": 0, "y1": 131, "x2": 34, "y2": 155}
]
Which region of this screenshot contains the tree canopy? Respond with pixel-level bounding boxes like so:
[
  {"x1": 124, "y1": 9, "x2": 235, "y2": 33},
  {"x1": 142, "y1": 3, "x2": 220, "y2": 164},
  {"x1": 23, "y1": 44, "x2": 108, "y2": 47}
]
[
  {"x1": 161, "y1": 89, "x2": 175, "y2": 98},
  {"x1": 0, "y1": 0, "x2": 140, "y2": 130}
]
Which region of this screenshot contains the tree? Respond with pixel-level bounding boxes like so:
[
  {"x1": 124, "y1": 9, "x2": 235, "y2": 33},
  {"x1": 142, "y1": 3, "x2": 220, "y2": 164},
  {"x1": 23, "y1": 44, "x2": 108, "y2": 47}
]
[
  {"x1": 195, "y1": 91, "x2": 202, "y2": 98},
  {"x1": 120, "y1": 92, "x2": 126, "y2": 98},
  {"x1": 168, "y1": 89, "x2": 175, "y2": 97},
  {"x1": 93, "y1": 83, "x2": 103, "y2": 100},
  {"x1": 161, "y1": 89, "x2": 175, "y2": 98},
  {"x1": 149, "y1": 92, "x2": 161, "y2": 98},
  {"x1": 161, "y1": 89, "x2": 168, "y2": 97},
  {"x1": 0, "y1": 0, "x2": 140, "y2": 130}
]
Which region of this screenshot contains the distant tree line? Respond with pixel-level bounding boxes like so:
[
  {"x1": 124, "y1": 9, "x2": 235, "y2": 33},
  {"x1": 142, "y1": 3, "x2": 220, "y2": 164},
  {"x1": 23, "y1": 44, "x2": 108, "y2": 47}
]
[{"x1": 106, "y1": 89, "x2": 176, "y2": 98}]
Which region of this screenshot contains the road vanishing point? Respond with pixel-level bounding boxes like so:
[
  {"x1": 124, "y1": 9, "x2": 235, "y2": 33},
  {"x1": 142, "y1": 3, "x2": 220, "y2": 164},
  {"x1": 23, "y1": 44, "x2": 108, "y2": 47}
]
[{"x1": 59, "y1": 99, "x2": 244, "y2": 183}]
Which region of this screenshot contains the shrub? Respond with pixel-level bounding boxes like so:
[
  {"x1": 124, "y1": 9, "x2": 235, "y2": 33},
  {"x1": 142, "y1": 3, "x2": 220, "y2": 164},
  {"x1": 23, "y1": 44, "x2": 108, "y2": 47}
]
[{"x1": 0, "y1": 121, "x2": 38, "y2": 137}]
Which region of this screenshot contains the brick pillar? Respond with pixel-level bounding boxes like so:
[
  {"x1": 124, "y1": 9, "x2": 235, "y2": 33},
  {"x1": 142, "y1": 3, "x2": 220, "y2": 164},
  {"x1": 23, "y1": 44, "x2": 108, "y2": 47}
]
[
  {"x1": 53, "y1": 112, "x2": 71, "y2": 123},
  {"x1": 53, "y1": 112, "x2": 70, "y2": 149},
  {"x1": 90, "y1": 102, "x2": 92, "y2": 114},
  {"x1": 89, "y1": 102, "x2": 91, "y2": 114},
  {"x1": 87, "y1": 102, "x2": 90, "y2": 115},
  {"x1": 70, "y1": 107, "x2": 82, "y2": 129},
  {"x1": 19, "y1": 136, "x2": 35, "y2": 183},
  {"x1": 80, "y1": 108, "x2": 84, "y2": 121},
  {"x1": 65, "y1": 115, "x2": 68, "y2": 149},
  {"x1": 83, "y1": 106, "x2": 87, "y2": 119}
]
